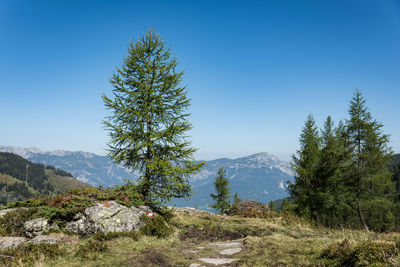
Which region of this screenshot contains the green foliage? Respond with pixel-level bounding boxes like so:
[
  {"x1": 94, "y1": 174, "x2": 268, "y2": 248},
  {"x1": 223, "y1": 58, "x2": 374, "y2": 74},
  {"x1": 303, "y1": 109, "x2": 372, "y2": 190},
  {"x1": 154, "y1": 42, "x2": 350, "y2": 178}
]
[
  {"x1": 288, "y1": 114, "x2": 321, "y2": 219},
  {"x1": 321, "y1": 239, "x2": 400, "y2": 266},
  {"x1": 0, "y1": 242, "x2": 65, "y2": 265},
  {"x1": 140, "y1": 214, "x2": 173, "y2": 238},
  {"x1": 45, "y1": 165, "x2": 73, "y2": 177},
  {"x1": 102, "y1": 28, "x2": 204, "y2": 204},
  {"x1": 0, "y1": 208, "x2": 39, "y2": 236},
  {"x1": 289, "y1": 91, "x2": 396, "y2": 232},
  {"x1": 36, "y1": 195, "x2": 94, "y2": 227},
  {"x1": 0, "y1": 152, "x2": 88, "y2": 205},
  {"x1": 210, "y1": 167, "x2": 231, "y2": 214},
  {"x1": 346, "y1": 90, "x2": 395, "y2": 231}
]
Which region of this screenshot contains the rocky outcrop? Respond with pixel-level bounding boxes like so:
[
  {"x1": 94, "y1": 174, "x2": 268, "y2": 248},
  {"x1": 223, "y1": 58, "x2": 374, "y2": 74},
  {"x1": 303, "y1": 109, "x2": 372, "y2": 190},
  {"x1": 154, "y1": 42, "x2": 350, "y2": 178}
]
[
  {"x1": 24, "y1": 218, "x2": 59, "y2": 238},
  {"x1": 66, "y1": 201, "x2": 149, "y2": 235},
  {"x1": 0, "y1": 237, "x2": 27, "y2": 250}
]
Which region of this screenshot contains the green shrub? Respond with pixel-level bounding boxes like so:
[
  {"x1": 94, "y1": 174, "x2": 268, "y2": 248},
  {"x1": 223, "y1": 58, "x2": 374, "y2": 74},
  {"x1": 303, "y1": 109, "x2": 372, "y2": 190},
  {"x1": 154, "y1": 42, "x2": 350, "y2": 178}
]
[
  {"x1": 1, "y1": 197, "x2": 48, "y2": 210},
  {"x1": 36, "y1": 195, "x2": 94, "y2": 227},
  {"x1": 0, "y1": 208, "x2": 39, "y2": 236},
  {"x1": 321, "y1": 239, "x2": 400, "y2": 266},
  {"x1": 0, "y1": 243, "x2": 64, "y2": 265},
  {"x1": 140, "y1": 215, "x2": 173, "y2": 238}
]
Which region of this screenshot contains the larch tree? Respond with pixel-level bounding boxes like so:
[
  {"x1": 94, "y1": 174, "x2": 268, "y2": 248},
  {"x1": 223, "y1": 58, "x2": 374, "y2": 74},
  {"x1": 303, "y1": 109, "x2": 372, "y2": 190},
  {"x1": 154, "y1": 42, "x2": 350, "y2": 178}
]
[
  {"x1": 102, "y1": 29, "x2": 204, "y2": 204},
  {"x1": 346, "y1": 90, "x2": 395, "y2": 231}
]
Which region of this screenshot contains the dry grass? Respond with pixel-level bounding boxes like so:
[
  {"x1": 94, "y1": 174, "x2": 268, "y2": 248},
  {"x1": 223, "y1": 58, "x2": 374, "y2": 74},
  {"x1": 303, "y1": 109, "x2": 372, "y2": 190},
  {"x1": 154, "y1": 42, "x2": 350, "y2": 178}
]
[{"x1": 7, "y1": 209, "x2": 400, "y2": 266}]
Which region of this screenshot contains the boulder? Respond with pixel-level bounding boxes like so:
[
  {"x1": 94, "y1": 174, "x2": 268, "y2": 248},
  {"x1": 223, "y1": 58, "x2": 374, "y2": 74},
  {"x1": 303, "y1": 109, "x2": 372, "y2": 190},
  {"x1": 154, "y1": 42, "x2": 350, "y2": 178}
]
[
  {"x1": 24, "y1": 218, "x2": 59, "y2": 238},
  {"x1": 0, "y1": 237, "x2": 27, "y2": 250},
  {"x1": 66, "y1": 201, "x2": 148, "y2": 235}
]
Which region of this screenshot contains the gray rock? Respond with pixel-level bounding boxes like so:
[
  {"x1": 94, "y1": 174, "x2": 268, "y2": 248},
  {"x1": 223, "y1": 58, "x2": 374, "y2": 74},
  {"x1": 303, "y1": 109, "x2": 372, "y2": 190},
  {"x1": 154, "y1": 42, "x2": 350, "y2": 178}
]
[
  {"x1": 28, "y1": 235, "x2": 63, "y2": 244},
  {"x1": 198, "y1": 258, "x2": 237, "y2": 265},
  {"x1": 219, "y1": 247, "x2": 242, "y2": 255},
  {"x1": 0, "y1": 237, "x2": 27, "y2": 250},
  {"x1": 209, "y1": 241, "x2": 242, "y2": 248},
  {"x1": 24, "y1": 218, "x2": 59, "y2": 238},
  {"x1": 66, "y1": 201, "x2": 147, "y2": 235}
]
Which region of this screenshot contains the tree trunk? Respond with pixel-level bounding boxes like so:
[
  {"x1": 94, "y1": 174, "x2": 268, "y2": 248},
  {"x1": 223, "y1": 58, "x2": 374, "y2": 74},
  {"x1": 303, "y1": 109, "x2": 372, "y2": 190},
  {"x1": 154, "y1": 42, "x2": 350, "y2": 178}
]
[{"x1": 357, "y1": 201, "x2": 369, "y2": 231}]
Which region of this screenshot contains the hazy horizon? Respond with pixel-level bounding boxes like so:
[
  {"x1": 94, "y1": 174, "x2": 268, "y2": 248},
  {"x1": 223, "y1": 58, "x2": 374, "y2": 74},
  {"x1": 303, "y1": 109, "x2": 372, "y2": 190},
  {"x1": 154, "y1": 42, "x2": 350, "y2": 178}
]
[{"x1": 1, "y1": 0, "x2": 399, "y2": 162}]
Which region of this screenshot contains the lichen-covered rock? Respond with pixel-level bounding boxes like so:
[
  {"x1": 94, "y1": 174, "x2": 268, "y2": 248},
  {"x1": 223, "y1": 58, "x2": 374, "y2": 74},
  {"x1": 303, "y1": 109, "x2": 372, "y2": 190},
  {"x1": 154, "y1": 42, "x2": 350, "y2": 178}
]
[
  {"x1": 24, "y1": 217, "x2": 59, "y2": 237},
  {"x1": 66, "y1": 201, "x2": 148, "y2": 235},
  {"x1": 0, "y1": 237, "x2": 27, "y2": 250}
]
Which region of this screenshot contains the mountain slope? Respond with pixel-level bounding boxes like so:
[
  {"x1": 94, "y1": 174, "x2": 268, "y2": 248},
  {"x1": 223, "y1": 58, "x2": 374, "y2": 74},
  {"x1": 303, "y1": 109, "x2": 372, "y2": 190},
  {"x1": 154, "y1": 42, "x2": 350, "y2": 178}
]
[
  {"x1": 175, "y1": 153, "x2": 293, "y2": 210},
  {"x1": 0, "y1": 146, "x2": 293, "y2": 209},
  {"x1": 0, "y1": 152, "x2": 90, "y2": 204},
  {"x1": 0, "y1": 146, "x2": 136, "y2": 186}
]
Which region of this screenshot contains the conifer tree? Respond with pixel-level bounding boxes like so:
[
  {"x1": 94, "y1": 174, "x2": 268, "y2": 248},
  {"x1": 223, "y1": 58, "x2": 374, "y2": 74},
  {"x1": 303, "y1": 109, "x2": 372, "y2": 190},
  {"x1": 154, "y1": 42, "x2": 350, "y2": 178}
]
[
  {"x1": 210, "y1": 168, "x2": 231, "y2": 214},
  {"x1": 346, "y1": 90, "x2": 395, "y2": 230},
  {"x1": 103, "y1": 29, "x2": 204, "y2": 204},
  {"x1": 288, "y1": 114, "x2": 321, "y2": 219}
]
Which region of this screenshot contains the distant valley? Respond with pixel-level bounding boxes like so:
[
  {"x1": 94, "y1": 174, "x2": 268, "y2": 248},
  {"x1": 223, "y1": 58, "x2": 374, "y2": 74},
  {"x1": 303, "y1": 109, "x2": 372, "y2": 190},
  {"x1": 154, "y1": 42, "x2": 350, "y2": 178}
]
[{"x1": 0, "y1": 146, "x2": 294, "y2": 209}]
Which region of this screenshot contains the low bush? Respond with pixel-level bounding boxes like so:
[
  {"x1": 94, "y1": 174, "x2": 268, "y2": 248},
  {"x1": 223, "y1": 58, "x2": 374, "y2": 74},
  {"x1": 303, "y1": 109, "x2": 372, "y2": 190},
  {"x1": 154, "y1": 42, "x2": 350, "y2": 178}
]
[
  {"x1": 0, "y1": 208, "x2": 39, "y2": 236},
  {"x1": 227, "y1": 200, "x2": 275, "y2": 218},
  {"x1": 321, "y1": 239, "x2": 400, "y2": 266},
  {"x1": 140, "y1": 215, "x2": 173, "y2": 238},
  {"x1": 0, "y1": 243, "x2": 65, "y2": 265}
]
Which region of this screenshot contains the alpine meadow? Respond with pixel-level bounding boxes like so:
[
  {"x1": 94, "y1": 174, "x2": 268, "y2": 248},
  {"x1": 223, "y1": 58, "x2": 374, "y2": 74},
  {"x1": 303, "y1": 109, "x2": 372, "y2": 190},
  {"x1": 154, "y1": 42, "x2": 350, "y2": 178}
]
[{"x1": 1, "y1": 1, "x2": 400, "y2": 266}]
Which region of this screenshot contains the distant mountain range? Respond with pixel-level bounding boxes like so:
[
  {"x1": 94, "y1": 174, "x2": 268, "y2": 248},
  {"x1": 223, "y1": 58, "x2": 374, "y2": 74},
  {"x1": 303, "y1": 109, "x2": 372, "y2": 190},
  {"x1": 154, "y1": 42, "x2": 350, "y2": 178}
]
[
  {"x1": 0, "y1": 146, "x2": 294, "y2": 209},
  {"x1": 175, "y1": 152, "x2": 293, "y2": 210},
  {"x1": 0, "y1": 146, "x2": 137, "y2": 186}
]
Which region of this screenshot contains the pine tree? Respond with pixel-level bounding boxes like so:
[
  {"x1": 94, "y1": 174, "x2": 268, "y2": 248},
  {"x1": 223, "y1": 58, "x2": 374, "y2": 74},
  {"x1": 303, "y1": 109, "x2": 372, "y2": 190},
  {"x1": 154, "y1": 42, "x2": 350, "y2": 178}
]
[
  {"x1": 315, "y1": 117, "x2": 352, "y2": 226},
  {"x1": 210, "y1": 168, "x2": 231, "y2": 214},
  {"x1": 102, "y1": 29, "x2": 204, "y2": 204},
  {"x1": 346, "y1": 90, "x2": 395, "y2": 231},
  {"x1": 288, "y1": 114, "x2": 321, "y2": 220}
]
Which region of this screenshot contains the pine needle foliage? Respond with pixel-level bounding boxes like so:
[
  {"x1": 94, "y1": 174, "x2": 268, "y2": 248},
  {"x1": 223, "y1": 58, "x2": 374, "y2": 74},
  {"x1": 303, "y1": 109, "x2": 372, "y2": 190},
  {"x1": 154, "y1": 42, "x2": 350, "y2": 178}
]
[
  {"x1": 210, "y1": 168, "x2": 231, "y2": 214},
  {"x1": 102, "y1": 29, "x2": 204, "y2": 204}
]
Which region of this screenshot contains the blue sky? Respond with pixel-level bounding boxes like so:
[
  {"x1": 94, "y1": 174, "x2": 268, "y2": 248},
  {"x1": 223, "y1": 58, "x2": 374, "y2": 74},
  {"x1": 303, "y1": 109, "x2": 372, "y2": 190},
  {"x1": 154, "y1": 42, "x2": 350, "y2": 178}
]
[{"x1": 0, "y1": 0, "x2": 399, "y2": 161}]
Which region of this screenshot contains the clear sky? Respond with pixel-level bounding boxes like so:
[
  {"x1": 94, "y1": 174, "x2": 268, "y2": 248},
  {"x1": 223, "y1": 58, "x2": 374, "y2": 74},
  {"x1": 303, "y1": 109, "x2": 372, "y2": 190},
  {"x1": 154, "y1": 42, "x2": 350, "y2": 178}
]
[{"x1": 0, "y1": 0, "x2": 399, "y2": 161}]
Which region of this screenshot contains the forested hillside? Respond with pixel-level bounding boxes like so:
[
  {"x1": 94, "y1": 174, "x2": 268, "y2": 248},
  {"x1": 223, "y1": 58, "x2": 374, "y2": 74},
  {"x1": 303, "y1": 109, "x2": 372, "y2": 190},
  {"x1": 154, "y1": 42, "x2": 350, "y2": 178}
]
[{"x1": 0, "y1": 152, "x2": 90, "y2": 205}]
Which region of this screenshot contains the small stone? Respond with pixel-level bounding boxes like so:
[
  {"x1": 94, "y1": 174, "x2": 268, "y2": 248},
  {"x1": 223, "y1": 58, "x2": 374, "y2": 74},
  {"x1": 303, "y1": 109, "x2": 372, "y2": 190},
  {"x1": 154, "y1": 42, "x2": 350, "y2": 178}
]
[
  {"x1": 189, "y1": 264, "x2": 201, "y2": 267},
  {"x1": 209, "y1": 241, "x2": 242, "y2": 248},
  {"x1": 198, "y1": 258, "x2": 237, "y2": 265},
  {"x1": 219, "y1": 247, "x2": 242, "y2": 255},
  {"x1": 187, "y1": 250, "x2": 199, "y2": 253},
  {"x1": 28, "y1": 235, "x2": 63, "y2": 244}
]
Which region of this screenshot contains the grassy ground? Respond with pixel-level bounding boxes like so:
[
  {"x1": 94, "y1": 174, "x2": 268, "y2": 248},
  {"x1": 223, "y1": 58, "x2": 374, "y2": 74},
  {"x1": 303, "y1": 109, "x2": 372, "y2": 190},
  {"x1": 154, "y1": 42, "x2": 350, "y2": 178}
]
[{"x1": 2, "y1": 208, "x2": 400, "y2": 266}]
